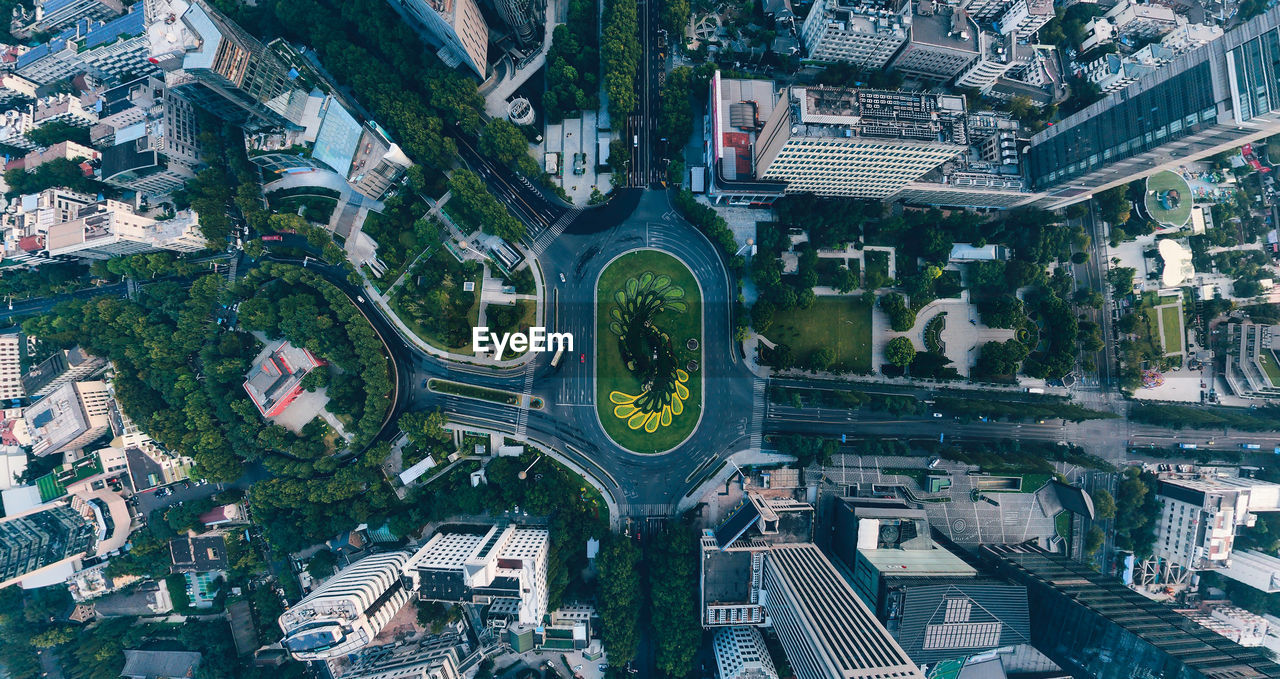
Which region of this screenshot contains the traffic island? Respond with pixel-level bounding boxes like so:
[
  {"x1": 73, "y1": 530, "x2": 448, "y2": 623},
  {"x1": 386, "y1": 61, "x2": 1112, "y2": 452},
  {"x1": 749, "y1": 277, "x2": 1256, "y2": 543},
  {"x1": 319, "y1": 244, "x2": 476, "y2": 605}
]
[{"x1": 595, "y1": 250, "x2": 702, "y2": 454}]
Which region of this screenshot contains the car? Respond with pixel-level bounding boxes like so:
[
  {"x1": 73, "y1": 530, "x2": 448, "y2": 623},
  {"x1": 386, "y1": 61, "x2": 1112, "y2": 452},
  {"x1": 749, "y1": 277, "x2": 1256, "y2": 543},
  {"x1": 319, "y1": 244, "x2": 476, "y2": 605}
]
[
  {"x1": 356, "y1": 296, "x2": 365, "y2": 303},
  {"x1": 559, "y1": 273, "x2": 566, "y2": 283},
  {"x1": 574, "y1": 665, "x2": 583, "y2": 671},
  {"x1": 580, "y1": 353, "x2": 586, "y2": 363},
  {"x1": 599, "y1": 664, "x2": 609, "y2": 671},
  {"x1": 932, "y1": 412, "x2": 942, "y2": 418}
]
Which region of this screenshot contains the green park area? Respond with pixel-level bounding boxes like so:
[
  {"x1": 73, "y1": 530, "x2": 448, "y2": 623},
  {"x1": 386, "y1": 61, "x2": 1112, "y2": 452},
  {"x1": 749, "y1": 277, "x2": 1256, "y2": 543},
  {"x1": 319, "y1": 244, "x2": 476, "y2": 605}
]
[
  {"x1": 1260, "y1": 349, "x2": 1280, "y2": 385},
  {"x1": 1159, "y1": 304, "x2": 1183, "y2": 354},
  {"x1": 763, "y1": 297, "x2": 873, "y2": 373},
  {"x1": 596, "y1": 250, "x2": 702, "y2": 454},
  {"x1": 390, "y1": 249, "x2": 483, "y2": 354},
  {"x1": 1144, "y1": 171, "x2": 1193, "y2": 228}
]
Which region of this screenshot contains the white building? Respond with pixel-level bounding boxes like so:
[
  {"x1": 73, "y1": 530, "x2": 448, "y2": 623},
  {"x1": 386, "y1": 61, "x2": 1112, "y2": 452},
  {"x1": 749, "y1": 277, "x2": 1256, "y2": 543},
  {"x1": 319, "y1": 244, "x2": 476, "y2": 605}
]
[
  {"x1": 0, "y1": 335, "x2": 23, "y2": 402},
  {"x1": 800, "y1": 0, "x2": 911, "y2": 69},
  {"x1": 1159, "y1": 21, "x2": 1224, "y2": 53},
  {"x1": 43, "y1": 200, "x2": 205, "y2": 260},
  {"x1": 714, "y1": 626, "x2": 778, "y2": 679},
  {"x1": 22, "y1": 381, "x2": 114, "y2": 457},
  {"x1": 279, "y1": 552, "x2": 414, "y2": 661},
  {"x1": 956, "y1": 32, "x2": 1030, "y2": 89},
  {"x1": 1220, "y1": 549, "x2": 1280, "y2": 593},
  {"x1": 22, "y1": 347, "x2": 106, "y2": 399},
  {"x1": 1182, "y1": 605, "x2": 1269, "y2": 647},
  {"x1": 1079, "y1": 16, "x2": 1117, "y2": 53},
  {"x1": 1105, "y1": 0, "x2": 1180, "y2": 40},
  {"x1": 1152, "y1": 475, "x2": 1280, "y2": 581},
  {"x1": 991, "y1": 0, "x2": 1052, "y2": 39},
  {"x1": 333, "y1": 635, "x2": 468, "y2": 679},
  {"x1": 755, "y1": 86, "x2": 970, "y2": 198},
  {"x1": 402, "y1": 524, "x2": 549, "y2": 627}
]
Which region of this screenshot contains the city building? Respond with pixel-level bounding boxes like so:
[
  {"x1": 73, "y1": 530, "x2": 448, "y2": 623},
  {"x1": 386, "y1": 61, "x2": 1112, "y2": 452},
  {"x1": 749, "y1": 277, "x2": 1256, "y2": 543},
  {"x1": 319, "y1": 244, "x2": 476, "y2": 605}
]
[
  {"x1": 1080, "y1": 48, "x2": 1167, "y2": 94},
  {"x1": 494, "y1": 0, "x2": 544, "y2": 46},
  {"x1": 145, "y1": 0, "x2": 311, "y2": 130},
  {"x1": 762, "y1": 542, "x2": 926, "y2": 679},
  {"x1": 828, "y1": 498, "x2": 977, "y2": 610},
  {"x1": 43, "y1": 199, "x2": 204, "y2": 259},
  {"x1": 713, "y1": 626, "x2": 778, "y2": 679},
  {"x1": 888, "y1": 582, "x2": 1032, "y2": 665},
  {"x1": 279, "y1": 552, "x2": 414, "y2": 661},
  {"x1": 0, "y1": 335, "x2": 23, "y2": 402},
  {"x1": 755, "y1": 86, "x2": 970, "y2": 198},
  {"x1": 888, "y1": 1, "x2": 979, "y2": 83},
  {"x1": 0, "y1": 503, "x2": 96, "y2": 589},
  {"x1": 799, "y1": 0, "x2": 910, "y2": 69},
  {"x1": 22, "y1": 380, "x2": 114, "y2": 456},
  {"x1": 1149, "y1": 473, "x2": 1280, "y2": 583},
  {"x1": 990, "y1": 0, "x2": 1052, "y2": 39},
  {"x1": 0, "y1": 74, "x2": 39, "y2": 106},
  {"x1": 120, "y1": 650, "x2": 203, "y2": 679},
  {"x1": 1026, "y1": 5, "x2": 1280, "y2": 208},
  {"x1": 402, "y1": 523, "x2": 549, "y2": 627},
  {"x1": 1105, "y1": 0, "x2": 1180, "y2": 40},
  {"x1": 1221, "y1": 549, "x2": 1280, "y2": 593},
  {"x1": 955, "y1": 31, "x2": 1029, "y2": 90},
  {"x1": 15, "y1": 4, "x2": 155, "y2": 85},
  {"x1": 1159, "y1": 21, "x2": 1225, "y2": 53},
  {"x1": 333, "y1": 633, "x2": 469, "y2": 679},
  {"x1": 1223, "y1": 322, "x2": 1280, "y2": 400},
  {"x1": 243, "y1": 340, "x2": 324, "y2": 418},
  {"x1": 10, "y1": 141, "x2": 101, "y2": 175},
  {"x1": 891, "y1": 109, "x2": 1034, "y2": 209},
  {"x1": 703, "y1": 73, "x2": 788, "y2": 206},
  {"x1": 0, "y1": 188, "x2": 98, "y2": 268},
  {"x1": 1079, "y1": 16, "x2": 1117, "y2": 54},
  {"x1": 22, "y1": 347, "x2": 106, "y2": 399},
  {"x1": 98, "y1": 78, "x2": 203, "y2": 196},
  {"x1": 506, "y1": 605, "x2": 595, "y2": 652},
  {"x1": 1180, "y1": 605, "x2": 1270, "y2": 647},
  {"x1": 169, "y1": 535, "x2": 228, "y2": 573},
  {"x1": 11, "y1": 0, "x2": 123, "y2": 39},
  {"x1": 981, "y1": 544, "x2": 1280, "y2": 679},
  {"x1": 387, "y1": 0, "x2": 489, "y2": 78}
]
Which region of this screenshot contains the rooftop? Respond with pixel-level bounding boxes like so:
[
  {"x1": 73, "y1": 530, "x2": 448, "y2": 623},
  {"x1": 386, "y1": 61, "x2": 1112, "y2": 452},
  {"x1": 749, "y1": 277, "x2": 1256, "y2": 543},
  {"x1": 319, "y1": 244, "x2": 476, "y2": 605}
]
[
  {"x1": 794, "y1": 86, "x2": 969, "y2": 143},
  {"x1": 911, "y1": 2, "x2": 978, "y2": 52}
]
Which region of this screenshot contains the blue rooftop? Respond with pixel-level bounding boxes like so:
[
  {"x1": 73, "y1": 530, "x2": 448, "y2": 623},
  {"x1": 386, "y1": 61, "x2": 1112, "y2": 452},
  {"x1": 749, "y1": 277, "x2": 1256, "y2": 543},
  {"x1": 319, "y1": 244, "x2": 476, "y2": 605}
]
[
  {"x1": 84, "y1": 3, "x2": 145, "y2": 50},
  {"x1": 312, "y1": 99, "x2": 362, "y2": 177}
]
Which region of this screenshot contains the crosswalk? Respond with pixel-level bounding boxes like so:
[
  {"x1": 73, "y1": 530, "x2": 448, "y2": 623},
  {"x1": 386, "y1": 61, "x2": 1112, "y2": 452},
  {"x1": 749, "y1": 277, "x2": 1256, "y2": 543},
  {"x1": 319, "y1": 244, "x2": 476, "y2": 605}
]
[
  {"x1": 750, "y1": 378, "x2": 766, "y2": 449},
  {"x1": 528, "y1": 208, "x2": 579, "y2": 255},
  {"x1": 514, "y1": 364, "x2": 537, "y2": 439}
]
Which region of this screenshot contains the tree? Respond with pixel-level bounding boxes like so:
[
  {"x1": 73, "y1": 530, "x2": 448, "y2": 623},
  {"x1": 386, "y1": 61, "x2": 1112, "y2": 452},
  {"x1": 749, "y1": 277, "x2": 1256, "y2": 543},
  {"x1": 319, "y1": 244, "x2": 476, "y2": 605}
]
[
  {"x1": 1107, "y1": 267, "x2": 1136, "y2": 297},
  {"x1": 885, "y1": 336, "x2": 916, "y2": 367},
  {"x1": 648, "y1": 524, "x2": 701, "y2": 677},
  {"x1": 879, "y1": 293, "x2": 917, "y2": 332},
  {"x1": 978, "y1": 295, "x2": 1024, "y2": 328},
  {"x1": 1096, "y1": 185, "x2": 1131, "y2": 225},
  {"x1": 307, "y1": 549, "x2": 338, "y2": 579},
  {"x1": 1084, "y1": 526, "x2": 1105, "y2": 556},
  {"x1": 479, "y1": 119, "x2": 538, "y2": 177},
  {"x1": 973, "y1": 339, "x2": 1029, "y2": 378},
  {"x1": 596, "y1": 537, "x2": 642, "y2": 664},
  {"x1": 446, "y1": 169, "x2": 526, "y2": 242},
  {"x1": 810, "y1": 347, "x2": 835, "y2": 371},
  {"x1": 751, "y1": 299, "x2": 776, "y2": 333},
  {"x1": 1093, "y1": 488, "x2": 1116, "y2": 519}
]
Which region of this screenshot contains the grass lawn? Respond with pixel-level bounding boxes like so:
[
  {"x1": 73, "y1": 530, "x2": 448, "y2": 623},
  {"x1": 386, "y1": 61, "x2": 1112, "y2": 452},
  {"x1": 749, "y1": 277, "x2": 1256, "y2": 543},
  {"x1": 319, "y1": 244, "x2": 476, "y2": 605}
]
[
  {"x1": 763, "y1": 297, "x2": 873, "y2": 373},
  {"x1": 1144, "y1": 170, "x2": 1193, "y2": 228},
  {"x1": 865, "y1": 251, "x2": 890, "y2": 288},
  {"x1": 596, "y1": 250, "x2": 702, "y2": 454},
  {"x1": 1159, "y1": 304, "x2": 1183, "y2": 354},
  {"x1": 429, "y1": 379, "x2": 522, "y2": 406},
  {"x1": 389, "y1": 251, "x2": 482, "y2": 354},
  {"x1": 1259, "y1": 349, "x2": 1280, "y2": 385},
  {"x1": 1054, "y1": 510, "x2": 1072, "y2": 541}
]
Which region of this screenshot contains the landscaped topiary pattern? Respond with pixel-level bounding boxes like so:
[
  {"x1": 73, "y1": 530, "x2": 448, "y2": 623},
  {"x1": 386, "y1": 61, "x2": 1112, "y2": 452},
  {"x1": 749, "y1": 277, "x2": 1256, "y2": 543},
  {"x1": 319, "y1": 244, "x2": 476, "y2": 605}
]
[{"x1": 596, "y1": 250, "x2": 701, "y2": 453}]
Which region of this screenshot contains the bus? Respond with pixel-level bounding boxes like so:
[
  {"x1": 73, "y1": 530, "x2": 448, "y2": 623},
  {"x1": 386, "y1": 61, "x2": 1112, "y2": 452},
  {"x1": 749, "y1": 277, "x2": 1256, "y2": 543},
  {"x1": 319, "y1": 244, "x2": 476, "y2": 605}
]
[{"x1": 550, "y1": 348, "x2": 564, "y2": 368}]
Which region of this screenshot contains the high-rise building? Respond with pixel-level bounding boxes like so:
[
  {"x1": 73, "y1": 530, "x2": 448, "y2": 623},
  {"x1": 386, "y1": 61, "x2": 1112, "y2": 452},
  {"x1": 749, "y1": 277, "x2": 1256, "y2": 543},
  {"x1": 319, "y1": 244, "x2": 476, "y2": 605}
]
[
  {"x1": 955, "y1": 31, "x2": 1029, "y2": 90},
  {"x1": 15, "y1": 4, "x2": 156, "y2": 85},
  {"x1": 704, "y1": 73, "x2": 788, "y2": 206},
  {"x1": 98, "y1": 80, "x2": 203, "y2": 196},
  {"x1": 1220, "y1": 322, "x2": 1280, "y2": 401},
  {"x1": 714, "y1": 626, "x2": 778, "y2": 679},
  {"x1": 495, "y1": 0, "x2": 544, "y2": 46},
  {"x1": 44, "y1": 199, "x2": 205, "y2": 259},
  {"x1": 0, "y1": 503, "x2": 97, "y2": 589},
  {"x1": 22, "y1": 380, "x2": 114, "y2": 456},
  {"x1": 755, "y1": 86, "x2": 970, "y2": 198},
  {"x1": 388, "y1": 0, "x2": 489, "y2": 78},
  {"x1": 762, "y1": 543, "x2": 926, "y2": 679},
  {"x1": 1150, "y1": 474, "x2": 1280, "y2": 583},
  {"x1": 11, "y1": 0, "x2": 123, "y2": 39},
  {"x1": 990, "y1": 0, "x2": 1052, "y2": 39},
  {"x1": 888, "y1": 1, "x2": 979, "y2": 83},
  {"x1": 279, "y1": 552, "x2": 414, "y2": 661},
  {"x1": 22, "y1": 347, "x2": 106, "y2": 399},
  {"x1": 799, "y1": 0, "x2": 910, "y2": 69},
  {"x1": 1027, "y1": 5, "x2": 1280, "y2": 208},
  {"x1": 402, "y1": 524, "x2": 549, "y2": 627},
  {"x1": 144, "y1": 0, "x2": 310, "y2": 130},
  {"x1": 0, "y1": 335, "x2": 24, "y2": 402},
  {"x1": 982, "y1": 544, "x2": 1280, "y2": 679}
]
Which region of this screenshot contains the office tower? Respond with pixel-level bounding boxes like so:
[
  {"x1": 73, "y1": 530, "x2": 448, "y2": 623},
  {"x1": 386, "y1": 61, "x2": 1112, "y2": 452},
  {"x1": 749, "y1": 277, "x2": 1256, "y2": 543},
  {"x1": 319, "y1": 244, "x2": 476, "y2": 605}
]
[
  {"x1": 0, "y1": 335, "x2": 23, "y2": 402},
  {"x1": 22, "y1": 381, "x2": 114, "y2": 456},
  {"x1": 1027, "y1": 6, "x2": 1280, "y2": 208},
  {"x1": 955, "y1": 31, "x2": 1030, "y2": 90},
  {"x1": 755, "y1": 86, "x2": 970, "y2": 198},
  {"x1": 890, "y1": 582, "x2": 1033, "y2": 665},
  {"x1": 704, "y1": 73, "x2": 788, "y2": 205},
  {"x1": 402, "y1": 524, "x2": 549, "y2": 627},
  {"x1": 982, "y1": 544, "x2": 1280, "y2": 679},
  {"x1": 144, "y1": 0, "x2": 309, "y2": 130},
  {"x1": 799, "y1": 0, "x2": 910, "y2": 69},
  {"x1": 761, "y1": 543, "x2": 926, "y2": 679},
  {"x1": 16, "y1": 4, "x2": 156, "y2": 85},
  {"x1": 714, "y1": 626, "x2": 778, "y2": 679},
  {"x1": 22, "y1": 347, "x2": 107, "y2": 399},
  {"x1": 388, "y1": 0, "x2": 489, "y2": 78},
  {"x1": 1150, "y1": 474, "x2": 1280, "y2": 584},
  {"x1": 279, "y1": 552, "x2": 414, "y2": 661},
  {"x1": 495, "y1": 0, "x2": 543, "y2": 46},
  {"x1": 99, "y1": 81, "x2": 203, "y2": 196},
  {"x1": 0, "y1": 503, "x2": 96, "y2": 589},
  {"x1": 888, "y1": 1, "x2": 979, "y2": 83},
  {"x1": 11, "y1": 0, "x2": 123, "y2": 39},
  {"x1": 1221, "y1": 549, "x2": 1280, "y2": 593},
  {"x1": 334, "y1": 634, "x2": 468, "y2": 679}
]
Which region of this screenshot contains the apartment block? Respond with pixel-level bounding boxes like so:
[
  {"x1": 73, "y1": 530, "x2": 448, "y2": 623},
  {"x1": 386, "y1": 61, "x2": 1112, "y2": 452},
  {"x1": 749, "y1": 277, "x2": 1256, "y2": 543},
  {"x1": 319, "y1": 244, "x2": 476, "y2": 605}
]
[
  {"x1": 1027, "y1": 5, "x2": 1280, "y2": 208},
  {"x1": 99, "y1": 83, "x2": 202, "y2": 196},
  {"x1": 0, "y1": 503, "x2": 97, "y2": 589},
  {"x1": 10, "y1": 141, "x2": 101, "y2": 175},
  {"x1": 991, "y1": 0, "x2": 1052, "y2": 38},
  {"x1": 402, "y1": 524, "x2": 549, "y2": 628},
  {"x1": 888, "y1": 1, "x2": 979, "y2": 83},
  {"x1": 800, "y1": 0, "x2": 910, "y2": 69},
  {"x1": 22, "y1": 347, "x2": 106, "y2": 399},
  {"x1": 755, "y1": 86, "x2": 970, "y2": 198},
  {"x1": 1151, "y1": 473, "x2": 1280, "y2": 581},
  {"x1": 955, "y1": 31, "x2": 1029, "y2": 90},
  {"x1": 15, "y1": 4, "x2": 155, "y2": 85},
  {"x1": 11, "y1": 0, "x2": 123, "y2": 39},
  {"x1": 0, "y1": 336, "x2": 23, "y2": 402},
  {"x1": 22, "y1": 380, "x2": 114, "y2": 456},
  {"x1": 1221, "y1": 322, "x2": 1280, "y2": 400},
  {"x1": 332, "y1": 634, "x2": 468, "y2": 679},
  {"x1": 388, "y1": 0, "x2": 489, "y2": 78},
  {"x1": 1106, "y1": 0, "x2": 1180, "y2": 40},
  {"x1": 279, "y1": 552, "x2": 414, "y2": 661}
]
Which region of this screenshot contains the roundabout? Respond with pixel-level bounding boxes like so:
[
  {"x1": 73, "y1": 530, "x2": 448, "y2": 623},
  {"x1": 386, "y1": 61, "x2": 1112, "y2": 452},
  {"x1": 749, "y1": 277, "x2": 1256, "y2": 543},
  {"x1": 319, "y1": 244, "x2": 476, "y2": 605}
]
[{"x1": 595, "y1": 249, "x2": 703, "y2": 454}]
